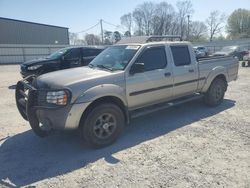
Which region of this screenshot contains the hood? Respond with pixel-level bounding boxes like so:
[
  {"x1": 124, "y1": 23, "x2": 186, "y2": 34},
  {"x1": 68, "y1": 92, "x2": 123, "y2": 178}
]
[
  {"x1": 36, "y1": 67, "x2": 122, "y2": 89},
  {"x1": 23, "y1": 57, "x2": 56, "y2": 66}
]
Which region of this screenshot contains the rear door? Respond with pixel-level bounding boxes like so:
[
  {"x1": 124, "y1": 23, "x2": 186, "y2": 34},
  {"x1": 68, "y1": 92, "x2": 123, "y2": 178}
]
[
  {"x1": 170, "y1": 45, "x2": 199, "y2": 97},
  {"x1": 126, "y1": 46, "x2": 174, "y2": 109}
]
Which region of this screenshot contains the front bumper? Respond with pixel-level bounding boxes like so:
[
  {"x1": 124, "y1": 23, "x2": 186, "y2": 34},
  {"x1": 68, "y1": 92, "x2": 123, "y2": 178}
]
[{"x1": 15, "y1": 76, "x2": 89, "y2": 136}]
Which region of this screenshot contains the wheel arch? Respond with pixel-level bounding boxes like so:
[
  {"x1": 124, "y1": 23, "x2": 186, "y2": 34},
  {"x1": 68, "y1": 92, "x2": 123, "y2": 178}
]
[{"x1": 79, "y1": 95, "x2": 129, "y2": 129}]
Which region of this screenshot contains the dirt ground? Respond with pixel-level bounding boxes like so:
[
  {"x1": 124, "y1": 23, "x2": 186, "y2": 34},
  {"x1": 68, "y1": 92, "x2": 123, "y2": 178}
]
[{"x1": 0, "y1": 65, "x2": 249, "y2": 188}]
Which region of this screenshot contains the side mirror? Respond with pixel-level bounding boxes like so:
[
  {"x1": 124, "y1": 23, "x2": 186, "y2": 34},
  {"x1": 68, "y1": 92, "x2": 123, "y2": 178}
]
[{"x1": 130, "y1": 62, "x2": 144, "y2": 75}]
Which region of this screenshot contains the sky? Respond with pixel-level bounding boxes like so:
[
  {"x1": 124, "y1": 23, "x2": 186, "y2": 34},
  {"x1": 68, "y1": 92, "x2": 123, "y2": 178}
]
[{"x1": 0, "y1": 0, "x2": 249, "y2": 38}]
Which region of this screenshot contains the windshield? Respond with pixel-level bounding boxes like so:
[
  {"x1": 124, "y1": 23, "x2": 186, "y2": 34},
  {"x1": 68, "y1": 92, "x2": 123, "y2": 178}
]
[
  {"x1": 220, "y1": 46, "x2": 237, "y2": 53},
  {"x1": 89, "y1": 45, "x2": 140, "y2": 71},
  {"x1": 47, "y1": 48, "x2": 70, "y2": 59}
]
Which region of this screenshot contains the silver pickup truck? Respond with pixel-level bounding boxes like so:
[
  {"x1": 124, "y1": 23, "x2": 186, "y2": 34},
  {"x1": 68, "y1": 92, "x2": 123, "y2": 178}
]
[{"x1": 16, "y1": 36, "x2": 239, "y2": 148}]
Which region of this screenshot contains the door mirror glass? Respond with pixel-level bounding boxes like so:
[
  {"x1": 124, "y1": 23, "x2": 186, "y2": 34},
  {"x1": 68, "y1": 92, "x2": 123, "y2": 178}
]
[{"x1": 130, "y1": 62, "x2": 144, "y2": 75}]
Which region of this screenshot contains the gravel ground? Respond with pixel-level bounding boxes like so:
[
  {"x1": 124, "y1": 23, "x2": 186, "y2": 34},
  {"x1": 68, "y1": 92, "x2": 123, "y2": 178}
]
[{"x1": 0, "y1": 65, "x2": 249, "y2": 188}]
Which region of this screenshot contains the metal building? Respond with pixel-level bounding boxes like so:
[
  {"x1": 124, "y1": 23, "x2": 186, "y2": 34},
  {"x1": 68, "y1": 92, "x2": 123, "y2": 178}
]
[{"x1": 0, "y1": 17, "x2": 69, "y2": 45}]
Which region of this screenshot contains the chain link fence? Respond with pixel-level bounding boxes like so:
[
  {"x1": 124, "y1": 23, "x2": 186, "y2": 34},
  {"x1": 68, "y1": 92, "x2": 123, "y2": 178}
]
[{"x1": 0, "y1": 44, "x2": 69, "y2": 64}]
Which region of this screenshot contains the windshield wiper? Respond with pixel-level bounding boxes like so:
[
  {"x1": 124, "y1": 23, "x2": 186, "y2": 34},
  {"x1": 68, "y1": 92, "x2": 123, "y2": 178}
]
[{"x1": 95, "y1": 64, "x2": 113, "y2": 71}]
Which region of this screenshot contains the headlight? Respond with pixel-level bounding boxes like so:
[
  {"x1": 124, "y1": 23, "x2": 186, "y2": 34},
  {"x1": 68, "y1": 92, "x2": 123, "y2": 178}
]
[
  {"x1": 28, "y1": 65, "x2": 42, "y2": 70},
  {"x1": 46, "y1": 90, "x2": 70, "y2": 106}
]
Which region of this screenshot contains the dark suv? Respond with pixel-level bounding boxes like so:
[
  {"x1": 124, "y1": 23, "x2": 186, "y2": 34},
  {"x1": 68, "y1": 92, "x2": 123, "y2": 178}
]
[{"x1": 20, "y1": 46, "x2": 105, "y2": 77}]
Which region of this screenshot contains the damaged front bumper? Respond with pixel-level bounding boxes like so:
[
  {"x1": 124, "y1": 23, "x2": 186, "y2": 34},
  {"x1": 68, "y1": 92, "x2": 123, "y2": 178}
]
[{"x1": 15, "y1": 76, "x2": 75, "y2": 137}]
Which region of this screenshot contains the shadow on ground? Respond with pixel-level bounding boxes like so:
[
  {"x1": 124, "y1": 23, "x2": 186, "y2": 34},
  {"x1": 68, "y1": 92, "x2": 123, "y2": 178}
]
[
  {"x1": 0, "y1": 99, "x2": 235, "y2": 187},
  {"x1": 8, "y1": 85, "x2": 16, "y2": 90}
]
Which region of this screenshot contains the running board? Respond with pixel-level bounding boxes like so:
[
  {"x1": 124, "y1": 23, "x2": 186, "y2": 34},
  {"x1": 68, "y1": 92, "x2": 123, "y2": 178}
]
[{"x1": 130, "y1": 94, "x2": 204, "y2": 119}]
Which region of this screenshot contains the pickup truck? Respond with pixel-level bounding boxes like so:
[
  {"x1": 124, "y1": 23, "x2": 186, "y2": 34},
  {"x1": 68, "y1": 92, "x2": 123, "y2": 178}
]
[{"x1": 15, "y1": 36, "x2": 239, "y2": 148}]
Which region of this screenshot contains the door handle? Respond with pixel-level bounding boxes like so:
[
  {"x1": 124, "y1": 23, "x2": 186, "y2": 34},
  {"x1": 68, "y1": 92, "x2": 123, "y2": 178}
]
[
  {"x1": 164, "y1": 72, "x2": 171, "y2": 77},
  {"x1": 189, "y1": 69, "x2": 194, "y2": 73}
]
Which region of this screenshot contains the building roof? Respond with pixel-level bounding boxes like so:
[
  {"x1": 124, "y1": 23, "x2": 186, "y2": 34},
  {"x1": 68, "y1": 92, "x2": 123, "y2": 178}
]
[{"x1": 0, "y1": 17, "x2": 68, "y2": 29}]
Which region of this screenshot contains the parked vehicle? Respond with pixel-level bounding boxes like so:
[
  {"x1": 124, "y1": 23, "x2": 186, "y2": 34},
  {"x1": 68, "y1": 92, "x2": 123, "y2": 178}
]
[
  {"x1": 193, "y1": 46, "x2": 209, "y2": 58},
  {"x1": 242, "y1": 51, "x2": 250, "y2": 67},
  {"x1": 213, "y1": 45, "x2": 248, "y2": 60},
  {"x1": 20, "y1": 46, "x2": 105, "y2": 77},
  {"x1": 16, "y1": 36, "x2": 239, "y2": 148}
]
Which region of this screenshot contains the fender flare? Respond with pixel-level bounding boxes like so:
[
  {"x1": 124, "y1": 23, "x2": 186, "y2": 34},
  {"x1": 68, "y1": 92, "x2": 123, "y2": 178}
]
[
  {"x1": 201, "y1": 66, "x2": 228, "y2": 93},
  {"x1": 74, "y1": 84, "x2": 127, "y2": 106}
]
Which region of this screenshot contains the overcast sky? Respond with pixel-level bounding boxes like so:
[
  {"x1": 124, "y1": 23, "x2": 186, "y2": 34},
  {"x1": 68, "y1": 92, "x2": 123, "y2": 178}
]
[{"x1": 0, "y1": 0, "x2": 249, "y2": 37}]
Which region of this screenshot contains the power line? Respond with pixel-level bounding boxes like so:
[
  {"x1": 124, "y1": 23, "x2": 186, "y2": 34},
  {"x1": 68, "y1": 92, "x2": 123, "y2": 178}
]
[
  {"x1": 76, "y1": 22, "x2": 100, "y2": 34},
  {"x1": 102, "y1": 20, "x2": 119, "y2": 28}
]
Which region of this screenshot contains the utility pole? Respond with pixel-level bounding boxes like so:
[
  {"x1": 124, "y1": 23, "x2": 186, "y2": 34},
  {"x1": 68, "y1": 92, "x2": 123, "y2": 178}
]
[
  {"x1": 100, "y1": 19, "x2": 104, "y2": 44},
  {"x1": 187, "y1": 15, "x2": 190, "y2": 41}
]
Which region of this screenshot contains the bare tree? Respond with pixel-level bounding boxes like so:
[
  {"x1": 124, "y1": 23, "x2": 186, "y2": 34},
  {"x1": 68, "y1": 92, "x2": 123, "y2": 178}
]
[
  {"x1": 176, "y1": 0, "x2": 194, "y2": 39},
  {"x1": 69, "y1": 32, "x2": 79, "y2": 45},
  {"x1": 133, "y1": 2, "x2": 155, "y2": 36},
  {"x1": 151, "y1": 2, "x2": 175, "y2": 35},
  {"x1": 206, "y1": 10, "x2": 226, "y2": 41},
  {"x1": 133, "y1": 9, "x2": 144, "y2": 36},
  {"x1": 120, "y1": 13, "x2": 132, "y2": 34},
  {"x1": 84, "y1": 34, "x2": 101, "y2": 45},
  {"x1": 189, "y1": 21, "x2": 207, "y2": 41}
]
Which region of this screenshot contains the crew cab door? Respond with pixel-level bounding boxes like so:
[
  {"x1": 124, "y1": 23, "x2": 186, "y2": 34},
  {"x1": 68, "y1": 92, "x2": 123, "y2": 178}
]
[
  {"x1": 170, "y1": 45, "x2": 199, "y2": 97},
  {"x1": 62, "y1": 48, "x2": 82, "y2": 69},
  {"x1": 82, "y1": 48, "x2": 102, "y2": 66},
  {"x1": 126, "y1": 46, "x2": 173, "y2": 109}
]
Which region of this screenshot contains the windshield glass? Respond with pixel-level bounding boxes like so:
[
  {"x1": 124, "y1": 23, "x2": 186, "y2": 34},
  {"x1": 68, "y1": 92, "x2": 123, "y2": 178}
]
[
  {"x1": 47, "y1": 48, "x2": 70, "y2": 59},
  {"x1": 89, "y1": 45, "x2": 140, "y2": 71},
  {"x1": 221, "y1": 46, "x2": 237, "y2": 53}
]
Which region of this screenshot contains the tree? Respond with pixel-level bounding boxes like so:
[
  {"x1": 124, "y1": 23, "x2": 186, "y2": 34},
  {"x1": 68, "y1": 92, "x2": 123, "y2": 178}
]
[
  {"x1": 104, "y1": 31, "x2": 113, "y2": 44},
  {"x1": 69, "y1": 32, "x2": 79, "y2": 45},
  {"x1": 124, "y1": 31, "x2": 131, "y2": 37},
  {"x1": 189, "y1": 21, "x2": 207, "y2": 41},
  {"x1": 113, "y1": 31, "x2": 121, "y2": 43},
  {"x1": 206, "y1": 11, "x2": 226, "y2": 41},
  {"x1": 227, "y1": 8, "x2": 250, "y2": 39},
  {"x1": 84, "y1": 34, "x2": 101, "y2": 45},
  {"x1": 176, "y1": 0, "x2": 194, "y2": 39},
  {"x1": 133, "y1": 9, "x2": 144, "y2": 36},
  {"x1": 151, "y1": 2, "x2": 175, "y2": 35},
  {"x1": 120, "y1": 13, "x2": 132, "y2": 34},
  {"x1": 132, "y1": 2, "x2": 155, "y2": 36}
]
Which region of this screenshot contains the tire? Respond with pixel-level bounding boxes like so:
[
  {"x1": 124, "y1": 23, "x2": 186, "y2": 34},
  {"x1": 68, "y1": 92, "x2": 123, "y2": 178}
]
[
  {"x1": 80, "y1": 103, "x2": 125, "y2": 148},
  {"x1": 242, "y1": 61, "x2": 246, "y2": 67},
  {"x1": 204, "y1": 78, "x2": 227, "y2": 107}
]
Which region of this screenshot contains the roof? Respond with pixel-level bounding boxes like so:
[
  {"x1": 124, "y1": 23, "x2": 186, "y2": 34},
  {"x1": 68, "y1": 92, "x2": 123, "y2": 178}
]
[
  {"x1": 116, "y1": 35, "x2": 182, "y2": 44},
  {"x1": 0, "y1": 17, "x2": 68, "y2": 29}
]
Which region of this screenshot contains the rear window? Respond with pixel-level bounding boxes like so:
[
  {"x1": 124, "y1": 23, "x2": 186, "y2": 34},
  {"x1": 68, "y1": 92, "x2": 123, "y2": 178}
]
[{"x1": 170, "y1": 46, "x2": 191, "y2": 66}]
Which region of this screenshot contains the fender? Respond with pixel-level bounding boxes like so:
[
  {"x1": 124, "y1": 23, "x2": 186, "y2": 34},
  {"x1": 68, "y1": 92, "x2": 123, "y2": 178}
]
[
  {"x1": 201, "y1": 66, "x2": 228, "y2": 93},
  {"x1": 74, "y1": 84, "x2": 127, "y2": 106}
]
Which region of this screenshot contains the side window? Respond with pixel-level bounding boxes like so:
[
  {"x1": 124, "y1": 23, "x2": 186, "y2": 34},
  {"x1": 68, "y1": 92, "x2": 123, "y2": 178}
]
[
  {"x1": 65, "y1": 48, "x2": 81, "y2": 60},
  {"x1": 136, "y1": 47, "x2": 167, "y2": 71},
  {"x1": 170, "y1": 46, "x2": 191, "y2": 66},
  {"x1": 82, "y1": 49, "x2": 102, "y2": 57}
]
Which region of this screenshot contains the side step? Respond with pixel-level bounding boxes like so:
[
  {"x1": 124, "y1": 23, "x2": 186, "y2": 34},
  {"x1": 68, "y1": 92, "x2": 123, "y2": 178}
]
[{"x1": 130, "y1": 94, "x2": 203, "y2": 119}]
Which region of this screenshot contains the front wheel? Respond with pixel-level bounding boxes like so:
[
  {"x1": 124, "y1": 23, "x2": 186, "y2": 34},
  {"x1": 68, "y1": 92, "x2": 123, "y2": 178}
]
[
  {"x1": 80, "y1": 103, "x2": 125, "y2": 148},
  {"x1": 204, "y1": 78, "x2": 227, "y2": 107}
]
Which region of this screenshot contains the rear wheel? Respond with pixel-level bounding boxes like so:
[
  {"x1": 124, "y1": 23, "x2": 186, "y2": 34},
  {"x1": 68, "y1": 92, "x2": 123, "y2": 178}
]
[
  {"x1": 242, "y1": 61, "x2": 246, "y2": 67},
  {"x1": 80, "y1": 103, "x2": 125, "y2": 148},
  {"x1": 204, "y1": 78, "x2": 227, "y2": 107}
]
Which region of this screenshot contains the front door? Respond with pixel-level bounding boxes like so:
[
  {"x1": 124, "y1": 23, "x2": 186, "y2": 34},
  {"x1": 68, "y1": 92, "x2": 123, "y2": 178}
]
[{"x1": 126, "y1": 46, "x2": 174, "y2": 109}]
